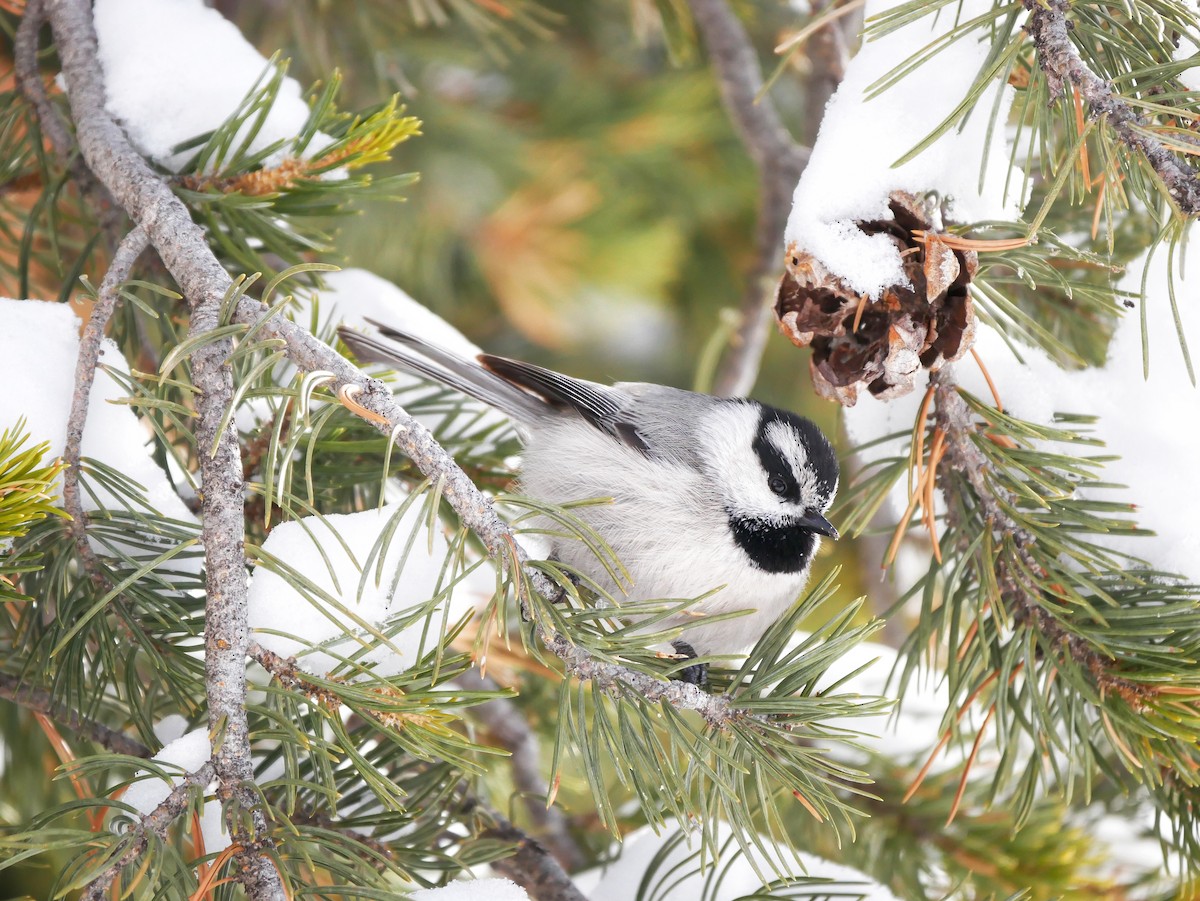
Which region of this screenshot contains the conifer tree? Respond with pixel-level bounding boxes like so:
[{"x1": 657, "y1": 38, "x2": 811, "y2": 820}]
[{"x1": 2, "y1": 1, "x2": 1200, "y2": 899}]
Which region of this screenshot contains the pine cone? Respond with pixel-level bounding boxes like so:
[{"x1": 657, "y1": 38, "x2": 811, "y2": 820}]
[{"x1": 776, "y1": 192, "x2": 978, "y2": 406}]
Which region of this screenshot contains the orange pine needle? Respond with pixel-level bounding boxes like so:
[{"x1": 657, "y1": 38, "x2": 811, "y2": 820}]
[
  {"x1": 1101, "y1": 708, "x2": 1142, "y2": 770},
  {"x1": 473, "y1": 0, "x2": 515, "y2": 17},
  {"x1": 792, "y1": 789, "x2": 824, "y2": 822},
  {"x1": 910, "y1": 384, "x2": 937, "y2": 499},
  {"x1": 911, "y1": 230, "x2": 1031, "y2": 252},
  {"x1": 852, "y1": 293, "x2": 870, "y2": 333},
  {"x1": 1072, "y1": 88, "x2": 1092, "y2": 187},
  {"x1": 337, "y1": 384, "x2": 390, "y2": 425},
  {"x1": 983, "y1": 432, "x2": 1018, "y2": 449},
  {"x1": 34, "y1": 713, "x2": 103, "y2": 830},
  {"x1": 547, "y1": 772, "x2": 561, "y2": 808},
  {"x1": 970, "y1": 347, "x2": 1003, "y2": 413},
  {"x1": 189, "y1": 844, "x2": 242, "y2": 901},
  {"x1": 1154, "y1": 685, "x2": 1200, "y2": 696},
  {"x1": 947, "y1": 704, "x2": 995, "y2": 826},
  {"x1": 905, "y1": 728, "x2": 952, "y2": 802},
  {"x1": 884, "y1": 465, "x2": 929, "y2": 569}
]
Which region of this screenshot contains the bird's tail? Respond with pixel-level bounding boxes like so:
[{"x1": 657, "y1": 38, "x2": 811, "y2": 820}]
[{"x1": 337, "y1": 319, "x2": 549, "y2": 423}]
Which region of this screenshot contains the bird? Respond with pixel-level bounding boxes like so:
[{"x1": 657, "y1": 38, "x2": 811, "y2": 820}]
[{"x1": 338, "y1": 319, "x2": 839, "y2": 685}]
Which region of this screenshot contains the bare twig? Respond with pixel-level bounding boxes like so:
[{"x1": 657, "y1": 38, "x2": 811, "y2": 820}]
[
  {"x1": 15, "y1": 0, "x2": 123, "y2": 243},
  {"x1": 465, "y1": 798, "x2": 588, "y2": 901},
  {"x1": 687, "y1": 0, "x2": 812, "y2": 397},
  {"x1": 191, "y1": 285, "x2": 286, "y2": 899},
  {"x1": 0, "y1": 672, "x2": 151, "y2": 758},
  {"x1": 1024, "y1": 0, "x2": 1200, "y2": 215},
  {"x1": 62, "y1": 226, "x2": 148, "y2": 581},
  {"x1": 81, "y1": 761, "x2": 217, "y2": 901},
  {"x1": 458, "y1": 668, "x2": 584, "y2": 871}
]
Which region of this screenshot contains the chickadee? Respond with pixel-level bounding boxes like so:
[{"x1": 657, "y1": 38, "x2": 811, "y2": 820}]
[{"x1": 338, "y1": 320, "x2": 839, "y2": 684}]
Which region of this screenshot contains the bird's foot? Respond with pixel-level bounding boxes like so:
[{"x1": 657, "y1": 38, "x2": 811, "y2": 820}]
[{"x1": 670, "y1": 640, "x2": 708, "y2": 688}]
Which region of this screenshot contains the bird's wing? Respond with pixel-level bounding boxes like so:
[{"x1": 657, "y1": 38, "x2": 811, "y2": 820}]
[{"x1": 478, "y1": 354, "x2": 651, "y2": 455}]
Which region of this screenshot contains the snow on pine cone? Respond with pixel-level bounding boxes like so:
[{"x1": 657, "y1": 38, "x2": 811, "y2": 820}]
[{"x1": 775, "y1": 191, "x2": 978, "y2": 406}]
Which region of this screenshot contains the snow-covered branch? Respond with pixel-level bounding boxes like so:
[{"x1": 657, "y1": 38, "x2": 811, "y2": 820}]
[
  {"x1": 44, "y1": 2, "x2": 282, "y2": 896},
  {"x1": 15, "y1": 0, "x2": 122, "y2": 242},
  {"x1": 1025, "y1": 0, "x2": 1200, "y2": 215},
  {"x1": 687, "y1": 0, "x2": 812, "y2": 397},
  {"x1": 189, "y1": 283, "x2": 284, "y2": 899},
  {"x1": 81, "y1": 761, "x2": 217, "y2": 901}
]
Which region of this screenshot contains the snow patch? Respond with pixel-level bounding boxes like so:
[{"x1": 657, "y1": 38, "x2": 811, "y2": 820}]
[
  {"x1": 93, "y1": 0, "x2": 328, "y2": 172},
  {"x1": 410, "y1": 880, "x2": 529, "y2": 901},
  {"x1": 247, "y1": 497, "x2": 495, "y2": 677},
  {"x1": 0, "y1": 299, "x2": 197, "y2": 528},
  {"x1": 121, "y1": 727, "x2": 228, "y2": 854},
  {"x1": 575, "y1": 822, "x2": 900, "y2": 900}
]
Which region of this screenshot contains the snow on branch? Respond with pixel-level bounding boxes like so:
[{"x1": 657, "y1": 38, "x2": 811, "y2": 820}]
[
  {"x1": 81, "y1": 759, "x2": 218, "y2": 901},
  {"x1": 1024, "y1": 0, "x2": 1200, "y2": 215}
]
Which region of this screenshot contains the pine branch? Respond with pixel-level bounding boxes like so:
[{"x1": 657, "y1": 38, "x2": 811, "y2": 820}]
[
  {"x1": 63, "y1": 225, "x2": 148, "y2": 583},
  {"x1": 43, "y1": 6, "x2": 283, "y2": 896},
  {"x1": 1024, "y1": 0, "x2": 1200, "y2": 215},
  {"x1": 0, "y1": 672, "x2": 151, "y2": 758},
  {"x1": 687, "y1": 0, "x2": 812, "y2": 397},
  {"x1": 931, "y1": 365, "x2": 1151, "y2": 707},
  {"x1": 80, "y1": 760, "x2": 217, "y2": 901},
  {"x1": 191, "y1": 276, "x2": 285, "y2": 900},
  {"x1": 251, "y1": 645, "x2": 583, "y2": 900},
  {"x1": 41, "y1": 1, "x2": 842, "y2": 862},
  {"x1": 15, "y1": 0, "x2": 123, "y2": 243},
  {"x1": 458, "y1": 668, "x2": 584, "y2": 872}
]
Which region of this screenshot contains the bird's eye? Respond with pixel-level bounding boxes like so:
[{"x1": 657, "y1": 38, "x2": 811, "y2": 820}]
[{"x1": 768, "y1": 475, "x2": 788, "y2": 496}]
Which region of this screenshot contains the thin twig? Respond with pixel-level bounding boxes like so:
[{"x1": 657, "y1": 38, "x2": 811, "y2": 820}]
[
  {"x1": 458, "y1": 668, "x2": 584, "y2": 871},
  {"x1": 687, "y1": 0, "x2": 812, "y2": 397},
  {"x1": 62, "y1": 226, "x2": 148, "y2": 582},
  {"x1": 1024, "y1": 0, "x2": 1200, "y2": 215},
  {"x1": 467, "y1": 800, "x2": 588, "y2": 901},
  {"x1": 15, "y1": 0, "x2": 123, "y2": 244},
  {"x1": 801, "y1": 1, "x2": 854, "y2": 145},
  {"x1": 0, "y1": 672, "x2": 152, "y2": 758},
  {"x1": 81, "y1": 761, "x2": 218, "y2": 901}
]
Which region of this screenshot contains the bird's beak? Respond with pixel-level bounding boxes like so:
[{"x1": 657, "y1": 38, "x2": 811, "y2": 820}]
[{"x1": 798, "y1": 511, "x2": 839, "y2": 540}]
